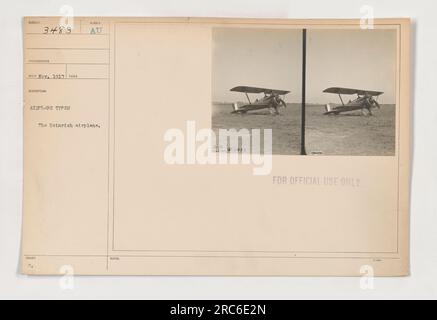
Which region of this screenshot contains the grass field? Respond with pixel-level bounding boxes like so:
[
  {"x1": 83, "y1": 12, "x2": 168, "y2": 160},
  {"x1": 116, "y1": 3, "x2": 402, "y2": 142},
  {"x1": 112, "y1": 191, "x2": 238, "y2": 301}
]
[{"x1": 212, "y1": 103, "x2": 396, "y2": 156}]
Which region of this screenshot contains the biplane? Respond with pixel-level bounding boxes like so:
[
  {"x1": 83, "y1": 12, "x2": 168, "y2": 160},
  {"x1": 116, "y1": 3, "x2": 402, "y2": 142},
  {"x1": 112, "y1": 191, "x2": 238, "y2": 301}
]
[
  {"x1": 323, "y1": 87, "x2": 383, "y2": 116},
  {"x1": 230, "y1": 86, "x2": 290, "y2": 115}
]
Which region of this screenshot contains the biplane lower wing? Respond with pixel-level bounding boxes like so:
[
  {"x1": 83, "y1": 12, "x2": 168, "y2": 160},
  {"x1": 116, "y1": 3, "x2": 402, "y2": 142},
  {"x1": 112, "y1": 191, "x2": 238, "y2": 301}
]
[
  {"x1": 324, "y1": 103, "x2": 369, "y2": 115},
  {"x1": 231, "y1": 102, "x2": 271, "y2": 114}
]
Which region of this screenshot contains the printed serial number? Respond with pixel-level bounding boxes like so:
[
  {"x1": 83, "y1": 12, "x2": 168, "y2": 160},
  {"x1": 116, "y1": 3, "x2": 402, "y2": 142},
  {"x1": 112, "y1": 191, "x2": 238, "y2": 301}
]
[{"x1": 214, "y1": 305, "x2": 266, "y2": 316}]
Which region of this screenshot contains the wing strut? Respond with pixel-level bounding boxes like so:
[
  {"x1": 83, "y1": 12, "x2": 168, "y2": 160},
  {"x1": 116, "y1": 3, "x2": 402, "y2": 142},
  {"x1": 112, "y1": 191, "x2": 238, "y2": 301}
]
[
  {"x1": 338, "y1": 94, "x2": 345, "y2": 106},
  {"x1": 245, "y1": 92, "x2": 252, "y2": 104}
]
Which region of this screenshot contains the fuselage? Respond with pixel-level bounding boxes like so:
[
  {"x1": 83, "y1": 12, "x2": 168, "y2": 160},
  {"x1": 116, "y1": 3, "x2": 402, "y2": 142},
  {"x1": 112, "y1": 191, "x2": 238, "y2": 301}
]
[
  {"x1": 325, "y1": 95, "x2": 374, "y2": 115},
  {"x1": 232, "y1": 95, "x2": 283, "y2": 114}
]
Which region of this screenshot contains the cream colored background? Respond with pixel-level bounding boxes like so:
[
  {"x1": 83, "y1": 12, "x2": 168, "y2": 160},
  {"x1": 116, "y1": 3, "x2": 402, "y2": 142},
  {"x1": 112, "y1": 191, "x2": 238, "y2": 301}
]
[
  {"x1": 0, "y1": 0, "x2": 434, "y2": 299},
  {"x1": 20, "y1": 18, "x2": 408, "y2": 277}
]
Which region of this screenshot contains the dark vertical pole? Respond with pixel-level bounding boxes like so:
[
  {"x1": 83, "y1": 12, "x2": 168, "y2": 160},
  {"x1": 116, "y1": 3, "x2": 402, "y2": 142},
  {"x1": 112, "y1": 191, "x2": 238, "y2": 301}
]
[{"x1": 301, "y1": 29, "x2": 307, "y2": 155}]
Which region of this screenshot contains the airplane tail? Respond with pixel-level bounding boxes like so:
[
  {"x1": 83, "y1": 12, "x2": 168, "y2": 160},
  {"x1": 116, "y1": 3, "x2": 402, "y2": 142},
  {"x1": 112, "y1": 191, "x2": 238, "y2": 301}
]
[
  {"x1": 232, "y1": 103, "x2": 240, "y2": 112},
  {"x1": 325, "y1": 103, "x2": 333, "y2": 113}
]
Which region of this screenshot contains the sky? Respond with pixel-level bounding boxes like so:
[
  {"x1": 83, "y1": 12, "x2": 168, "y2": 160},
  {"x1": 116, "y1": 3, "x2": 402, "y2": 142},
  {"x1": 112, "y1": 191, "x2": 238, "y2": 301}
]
[{"x1": 212, "y1": 28, "x2": 397, "y2": 105}]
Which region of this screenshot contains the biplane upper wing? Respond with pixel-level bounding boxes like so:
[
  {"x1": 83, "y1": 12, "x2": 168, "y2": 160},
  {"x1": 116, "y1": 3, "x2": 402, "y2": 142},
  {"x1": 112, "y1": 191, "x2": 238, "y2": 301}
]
[
  {"x1": 231, "y1": 86, "x2": 290, "y2": 96},
  {"x1": 323, "y1": 87, "x2": 384, "y2": 97}
]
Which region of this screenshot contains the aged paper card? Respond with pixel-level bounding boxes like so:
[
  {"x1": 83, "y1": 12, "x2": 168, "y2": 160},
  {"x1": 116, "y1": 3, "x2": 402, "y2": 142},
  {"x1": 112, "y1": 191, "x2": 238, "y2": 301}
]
[{"x1": 22, "y1": 17, "x2": 411, "y2": 276}]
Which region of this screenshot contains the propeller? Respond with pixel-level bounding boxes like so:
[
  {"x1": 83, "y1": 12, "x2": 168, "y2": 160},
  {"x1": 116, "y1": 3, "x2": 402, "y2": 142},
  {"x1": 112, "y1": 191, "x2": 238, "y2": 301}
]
[
  {"x1": 365, "y1": 95, "x2": 381, "y2": 110},
  {"x1": 374, "y1": 99, "x2": 381, "y2": 109},
  {"x1": 369, "y1": 97, "x2": 381, "y2": 109},
  {"x1": 274, "y1": 95, "x2": 287, "y2": 108}
]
